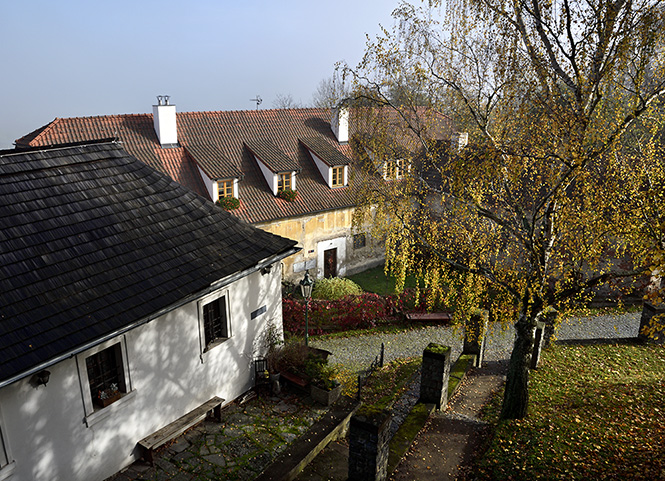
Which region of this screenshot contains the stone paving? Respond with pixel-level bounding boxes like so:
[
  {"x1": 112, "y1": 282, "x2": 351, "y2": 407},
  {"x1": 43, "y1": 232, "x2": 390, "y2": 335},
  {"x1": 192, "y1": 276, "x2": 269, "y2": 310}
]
[{"x1": 107, "y1": 391, "x2": 327, "y2": 481}]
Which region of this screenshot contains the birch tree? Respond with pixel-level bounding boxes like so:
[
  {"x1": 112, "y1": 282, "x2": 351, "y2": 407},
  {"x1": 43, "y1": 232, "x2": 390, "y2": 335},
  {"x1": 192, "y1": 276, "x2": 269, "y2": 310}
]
[{"x1": 347, "y1": 0, "x2": 665, "y2": 419}]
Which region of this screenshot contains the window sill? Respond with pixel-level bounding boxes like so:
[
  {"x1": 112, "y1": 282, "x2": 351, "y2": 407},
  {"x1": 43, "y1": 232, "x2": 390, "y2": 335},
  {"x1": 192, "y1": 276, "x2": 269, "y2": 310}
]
[
  {"x1": 85, "y1": 390, "x2": 137, "y2": 428},
  {"x1": 0, "y1": 461, "x2": 16, "y2": 481}
]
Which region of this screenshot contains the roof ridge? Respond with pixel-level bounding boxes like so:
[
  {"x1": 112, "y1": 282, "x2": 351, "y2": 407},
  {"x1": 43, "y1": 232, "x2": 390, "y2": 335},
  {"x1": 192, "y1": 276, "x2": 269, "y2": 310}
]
[{"x1": 179, "y1": 107, "x2": 327, "y2": 116}]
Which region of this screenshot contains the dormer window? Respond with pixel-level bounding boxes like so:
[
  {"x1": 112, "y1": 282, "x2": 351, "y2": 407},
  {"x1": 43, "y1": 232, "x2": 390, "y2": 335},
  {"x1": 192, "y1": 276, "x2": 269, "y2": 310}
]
[
  {"x1": 331, "y1": 166, "x2": 344, "y2": 187},
  {"x1": 244, "y1": 140, "x2": 301, "y2": 197},
  {"x1": 300, "y1": 137, "x2": 350, "y2": 190},
  {"x1": 217, "y1": 179, "x2": 234, "y2": 198},
  {"x1": 384, "y1": 159, "x2": 405, "y2": 180},
  {"x1": 278, "y1": 173, "x2": 292, "y2": 192}
]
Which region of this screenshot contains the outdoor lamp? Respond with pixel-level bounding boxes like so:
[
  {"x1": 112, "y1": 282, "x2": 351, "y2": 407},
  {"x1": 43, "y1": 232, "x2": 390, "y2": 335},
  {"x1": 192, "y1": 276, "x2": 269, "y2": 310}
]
[
  {"x1": 299, "y1": 270, "x2": 314, "y2": 345},
  {"x1": 35, "y1": 370, "x2": 51, "y2": 387}
]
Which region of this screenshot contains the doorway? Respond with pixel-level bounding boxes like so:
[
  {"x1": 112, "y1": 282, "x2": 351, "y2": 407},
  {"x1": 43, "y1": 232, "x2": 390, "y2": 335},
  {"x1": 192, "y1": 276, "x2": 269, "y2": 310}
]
[{"x1": 324, "y1": 248, "x2": 337, "y2": 278}]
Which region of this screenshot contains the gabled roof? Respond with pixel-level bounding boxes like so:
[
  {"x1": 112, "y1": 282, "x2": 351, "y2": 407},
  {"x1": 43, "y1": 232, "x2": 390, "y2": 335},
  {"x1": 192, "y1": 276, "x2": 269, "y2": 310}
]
[
  {"x1": 16, "y1": 107, "x2": 454, "y2": 225},
  {"x1": 244, "y1": 139, "x2": 301, "y2": 173},
  {"x1": 0, "y1": 141, "x2": 298, "y2": 387},
  {"x1": 300, "y1": 137, "x2": 350, "y2": 167},
  {"x1": 15, "y1": 109, "x2": 360, "y2": 224}
]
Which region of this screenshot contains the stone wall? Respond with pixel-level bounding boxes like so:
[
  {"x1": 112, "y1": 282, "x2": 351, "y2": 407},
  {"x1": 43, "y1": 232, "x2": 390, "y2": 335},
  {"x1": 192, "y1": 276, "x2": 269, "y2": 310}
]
[
  {"x1": 348, "y1": 409, "x2": 392, "y2": 481},
  {"x1": 419, "y1": 343, "x2": 451, "y2": 410}
]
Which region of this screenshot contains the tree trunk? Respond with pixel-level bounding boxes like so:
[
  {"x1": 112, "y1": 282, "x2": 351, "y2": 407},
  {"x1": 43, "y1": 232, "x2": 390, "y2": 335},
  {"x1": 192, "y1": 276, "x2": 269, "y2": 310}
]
[{"x1": 501, "y1": 312, "x2": 536, "y2": 419}]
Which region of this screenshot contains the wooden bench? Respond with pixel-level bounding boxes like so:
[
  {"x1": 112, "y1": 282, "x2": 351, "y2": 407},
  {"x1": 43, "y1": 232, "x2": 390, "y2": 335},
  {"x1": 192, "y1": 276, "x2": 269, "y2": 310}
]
[
  {"x1": 280, "y1": 370, "x2": 310, "y2": 389},
  {"x1": 405, "y1": 312, "x2": 453, "y2": 323},
  {"x1": 138, "y1": 396, "x2": 224, "y2": 465}
]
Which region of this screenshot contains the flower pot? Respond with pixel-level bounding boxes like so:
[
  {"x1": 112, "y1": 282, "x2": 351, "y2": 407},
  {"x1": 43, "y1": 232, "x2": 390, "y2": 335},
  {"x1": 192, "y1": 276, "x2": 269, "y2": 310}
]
[
  {"x1": 310, "y1": 383, "x2": 342, "y2": 406},
  {"x1": 96, "y1": 391, "x2": 121, "y2": 408}
]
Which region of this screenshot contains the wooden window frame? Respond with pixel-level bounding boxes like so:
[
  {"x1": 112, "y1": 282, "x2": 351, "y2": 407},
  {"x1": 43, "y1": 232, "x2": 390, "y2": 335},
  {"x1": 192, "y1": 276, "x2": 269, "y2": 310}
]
[
  {"x1": 277, "y1": 172, "x2": 292, "y2": 192},
  {"x1": 331, "y1": 166, "x2": 344, "y2": 187},
  {"x1": 217, "y1": 179, "x2": 234, "y2": 199}
]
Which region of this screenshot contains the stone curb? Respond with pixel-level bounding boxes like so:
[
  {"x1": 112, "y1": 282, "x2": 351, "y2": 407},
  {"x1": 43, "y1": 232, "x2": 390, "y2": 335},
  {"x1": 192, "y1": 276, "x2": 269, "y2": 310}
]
[{"x1": 255, "y1": 396, "x2": 360, "y2": 481}]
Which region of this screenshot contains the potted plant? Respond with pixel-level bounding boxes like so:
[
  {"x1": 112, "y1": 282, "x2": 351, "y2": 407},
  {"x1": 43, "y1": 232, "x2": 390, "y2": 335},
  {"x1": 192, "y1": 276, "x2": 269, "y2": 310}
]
[
  {"x1": 96, "y1": 383, "x2": 121, "y2": 408},
  {"x1": 277, "y1": 188, "x2": 297, "y2": 202},
  {"x1": 306, "y1": 358, "x2": 342, "y2": 406},
  {"x1": 264, "y1": 320, "x2": 284, "y2": 393},
  {"x1": 216, "y1": 196, "x2": 240, "y2": 210}
]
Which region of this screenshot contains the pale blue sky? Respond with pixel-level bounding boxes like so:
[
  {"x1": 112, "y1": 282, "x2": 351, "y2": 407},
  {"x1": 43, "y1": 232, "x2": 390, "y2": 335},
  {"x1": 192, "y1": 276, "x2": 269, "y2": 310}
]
[{"x1": 0, "y1": 0, "x2": 403, "y2": 148}]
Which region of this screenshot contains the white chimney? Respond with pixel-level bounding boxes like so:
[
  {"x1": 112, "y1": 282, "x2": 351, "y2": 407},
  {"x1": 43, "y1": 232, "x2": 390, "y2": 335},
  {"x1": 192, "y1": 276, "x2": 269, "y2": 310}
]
[
  {"x1": 153, "y1": 95, "x2": 178, "y2": 146},
  {"x1": 331, "y1": 105, "x2": 349, "y2": 144}
]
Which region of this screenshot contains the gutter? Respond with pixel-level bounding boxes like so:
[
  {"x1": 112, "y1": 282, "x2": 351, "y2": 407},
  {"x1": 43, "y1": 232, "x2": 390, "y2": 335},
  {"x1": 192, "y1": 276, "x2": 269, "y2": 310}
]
[{"x1": 0, "y1": 246, "x2": 300, "y2": 390}]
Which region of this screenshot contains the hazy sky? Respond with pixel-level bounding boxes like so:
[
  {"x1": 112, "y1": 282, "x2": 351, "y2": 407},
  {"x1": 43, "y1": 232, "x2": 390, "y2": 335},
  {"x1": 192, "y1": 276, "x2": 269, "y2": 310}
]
[{"x1": 0, "y1": 0, "x2": 403, "y2": 148}]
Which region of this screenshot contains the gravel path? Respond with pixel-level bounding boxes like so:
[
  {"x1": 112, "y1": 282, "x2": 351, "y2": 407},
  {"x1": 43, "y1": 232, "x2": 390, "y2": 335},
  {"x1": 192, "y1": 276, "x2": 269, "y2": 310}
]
[{"x1": 310, "y1": 312, "x2": 641, "y2": 372}]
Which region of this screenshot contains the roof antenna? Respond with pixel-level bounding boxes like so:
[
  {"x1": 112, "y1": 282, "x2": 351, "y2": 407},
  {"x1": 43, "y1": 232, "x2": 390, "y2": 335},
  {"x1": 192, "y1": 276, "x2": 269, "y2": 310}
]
[{"x1": 250, "y1": 95, "x2": 262, "y2": 110}]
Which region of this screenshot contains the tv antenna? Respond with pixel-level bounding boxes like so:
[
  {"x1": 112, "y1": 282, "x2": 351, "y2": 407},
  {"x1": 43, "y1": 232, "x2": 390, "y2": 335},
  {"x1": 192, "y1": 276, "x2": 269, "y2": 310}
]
[{"x1": 250, "y1": 95, "x2": 262, "y2": 110}]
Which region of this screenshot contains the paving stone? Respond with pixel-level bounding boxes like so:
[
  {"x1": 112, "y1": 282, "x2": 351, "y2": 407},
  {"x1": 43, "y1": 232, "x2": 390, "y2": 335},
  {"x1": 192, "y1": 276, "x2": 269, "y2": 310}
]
[
  {"x1": 225, "y1": 437, "x2": 256, "y2": 458},
  {"x1": 227, "y1": 412, "x2": 251, "y2": 425},
  {"x1": 204, "y1": 453, "x2": 227, "y2": 467},
  {"x1": 169, "y1": 437, "x2": 191, "y2": 454},
  {"x1": 273, "y1": 401, "x2": 297, "y2": 414}
]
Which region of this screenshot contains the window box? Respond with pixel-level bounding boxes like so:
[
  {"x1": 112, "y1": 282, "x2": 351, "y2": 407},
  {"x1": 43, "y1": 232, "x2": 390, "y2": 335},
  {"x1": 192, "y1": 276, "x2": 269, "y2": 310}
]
[{"x1": 96, "y1": 390, "x2": 122, "y2": 408}]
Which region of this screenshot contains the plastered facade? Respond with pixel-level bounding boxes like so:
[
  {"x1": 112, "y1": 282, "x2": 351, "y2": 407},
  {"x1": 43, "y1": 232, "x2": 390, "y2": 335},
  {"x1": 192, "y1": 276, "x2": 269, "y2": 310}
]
[
  {"x1": 255, "y1": 207, "x2": 384, "y2": 281},
  {"x1": 0, "y1": 267, "x2": 283, "y2": 481}
]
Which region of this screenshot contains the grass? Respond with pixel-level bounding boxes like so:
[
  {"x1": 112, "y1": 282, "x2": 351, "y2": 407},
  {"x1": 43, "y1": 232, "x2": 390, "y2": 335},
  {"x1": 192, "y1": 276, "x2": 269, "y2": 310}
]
[
  {"x1": 474, "y1": 343, "x2": 665, "y2": 480},
  {"x1": 346, "y1": 265, "x2": 419, "y2": 296},
  {"x1": 357, "y1": 357, "x2": 422, "y2": 409}
]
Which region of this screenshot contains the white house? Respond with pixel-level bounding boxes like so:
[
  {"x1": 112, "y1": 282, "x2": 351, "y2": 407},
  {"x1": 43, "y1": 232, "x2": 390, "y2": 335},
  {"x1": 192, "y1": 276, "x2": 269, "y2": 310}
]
[{"x1": 0, "y1": 141, "x2": 298, "y2": 481}]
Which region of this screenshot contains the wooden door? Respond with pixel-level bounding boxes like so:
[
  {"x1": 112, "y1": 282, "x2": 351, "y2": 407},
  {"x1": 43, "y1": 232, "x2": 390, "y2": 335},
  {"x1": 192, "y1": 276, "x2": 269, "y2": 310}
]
[{"x1": 324, "y1": 248, "x2": 337, "y2": 278}]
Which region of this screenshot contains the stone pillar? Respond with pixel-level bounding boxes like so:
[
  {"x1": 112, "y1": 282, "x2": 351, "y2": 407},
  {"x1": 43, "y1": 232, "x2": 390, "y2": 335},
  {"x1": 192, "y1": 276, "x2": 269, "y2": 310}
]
[
  {"x1": 348, "y1": 408, "x2": 392, "y2": 481},
  {"x1": 463, "y1": 309, "x2": 489, "y2": 367},
  {"x1": 531, "y1": 321, "x2": 545, "y2": 369},
  {"x1": 542, "y1": 308, "x2": 558, "y2": 348},
  {"x1": 419, "y1": 343, "x2": 451, "y2": 410},
  {"x1": 638, "y1": 302, "x2": 665, "y2": 344}
]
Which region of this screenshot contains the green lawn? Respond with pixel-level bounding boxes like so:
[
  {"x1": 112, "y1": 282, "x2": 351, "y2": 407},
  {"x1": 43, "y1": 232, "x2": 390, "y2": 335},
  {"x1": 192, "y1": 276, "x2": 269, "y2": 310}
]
[
  {"x1": 346, "y1": 265, "x2": 418, "y2": 296},
  {"x1": 474, "y1": 343, "x2": 665, "y2": 480}
]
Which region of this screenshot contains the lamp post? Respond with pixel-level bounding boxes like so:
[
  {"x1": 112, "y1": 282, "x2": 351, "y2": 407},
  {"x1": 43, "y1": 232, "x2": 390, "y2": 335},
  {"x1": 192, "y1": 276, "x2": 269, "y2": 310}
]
[{"x1": 299, "y1": 270, "x2": 314, "y2": 346}]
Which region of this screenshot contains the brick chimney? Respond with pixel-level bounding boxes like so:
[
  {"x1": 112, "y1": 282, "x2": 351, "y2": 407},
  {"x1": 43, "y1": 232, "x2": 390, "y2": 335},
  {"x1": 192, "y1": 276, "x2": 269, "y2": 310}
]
[
  {"x1": 331, "y1": 105, "x2": 349, "y2": 144},
  {"x1": 153, "y1": 95, "x2": 177, "y2": 146}
]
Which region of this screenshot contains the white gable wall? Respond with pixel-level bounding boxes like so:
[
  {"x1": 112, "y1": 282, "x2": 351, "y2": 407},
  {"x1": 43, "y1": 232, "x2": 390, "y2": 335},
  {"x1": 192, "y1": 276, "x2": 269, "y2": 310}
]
[{"x1": 0, "y1": 266, "x2": 283, "y2": 481}]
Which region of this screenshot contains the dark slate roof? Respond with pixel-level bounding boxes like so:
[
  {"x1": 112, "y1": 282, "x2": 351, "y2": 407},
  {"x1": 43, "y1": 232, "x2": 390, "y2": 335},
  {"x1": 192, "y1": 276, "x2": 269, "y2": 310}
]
[
  {"x1": 16, "y1": 107, "x2": 453, "y2": 224},
  {"x1": 300, "y1": 137, "x2": 350, "y2": 167},
  {"x1": 0, "y1": 142, "x2": 297, "y2": 386}
]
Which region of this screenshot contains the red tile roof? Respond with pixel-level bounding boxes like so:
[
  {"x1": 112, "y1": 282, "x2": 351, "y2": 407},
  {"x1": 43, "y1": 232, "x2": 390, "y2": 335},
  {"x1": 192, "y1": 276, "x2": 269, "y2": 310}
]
[{"x1": 16, "y1": 107, "x2": 453, "y2": 224}]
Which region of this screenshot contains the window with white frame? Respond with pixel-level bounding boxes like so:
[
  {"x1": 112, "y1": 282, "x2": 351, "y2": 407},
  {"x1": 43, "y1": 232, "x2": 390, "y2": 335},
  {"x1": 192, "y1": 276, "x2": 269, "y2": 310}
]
[
  {"x1": 86, "y1": 343, "x2": 126, "y2": 409},
  {"x1": 201, "y1": 293, "x2": 230, "y2": 350}
]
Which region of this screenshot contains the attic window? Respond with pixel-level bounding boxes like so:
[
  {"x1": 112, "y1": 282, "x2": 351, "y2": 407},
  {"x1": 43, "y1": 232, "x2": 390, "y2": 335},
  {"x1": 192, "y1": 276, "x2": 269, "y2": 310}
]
[
  {"x1": 332, "y1": 166, "x2": 344, "y2": 187},
  {"x1": 278, "y1": 173, "x2": 292, "y2": 192},
  {"x1": 384, "y1": 159, "x2": 405, "y2": 180},
  {"x1": 217, "y1": 179, "x2": 234, "y2": 198}
]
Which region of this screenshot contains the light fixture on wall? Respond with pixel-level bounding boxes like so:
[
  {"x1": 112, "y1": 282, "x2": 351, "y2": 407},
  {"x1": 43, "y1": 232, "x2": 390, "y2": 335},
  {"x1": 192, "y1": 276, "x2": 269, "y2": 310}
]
[
  {"x1": 33, "y1": 370, "x2": 51, "y2": 387},
  {"x1": 261, "y1": 264, "x2": 272, "y2": 275}
]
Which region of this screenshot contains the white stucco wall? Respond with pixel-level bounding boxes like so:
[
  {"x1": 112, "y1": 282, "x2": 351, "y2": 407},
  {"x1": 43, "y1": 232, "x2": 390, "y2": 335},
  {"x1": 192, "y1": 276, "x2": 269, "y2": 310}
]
[{"x1": 0, "y1": 266, "x2": 283, "y2": 481}]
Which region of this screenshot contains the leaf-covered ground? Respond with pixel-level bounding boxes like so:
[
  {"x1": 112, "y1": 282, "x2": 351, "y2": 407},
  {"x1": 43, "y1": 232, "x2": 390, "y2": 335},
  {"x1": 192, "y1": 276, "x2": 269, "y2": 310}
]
[{"x1": 474, "y1": 343, "x2": 665, "y2": 480}]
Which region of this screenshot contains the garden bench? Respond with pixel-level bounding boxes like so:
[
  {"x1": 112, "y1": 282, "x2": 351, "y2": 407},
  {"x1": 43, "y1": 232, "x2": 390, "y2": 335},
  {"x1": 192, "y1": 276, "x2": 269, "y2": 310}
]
[
  {"x1": 405, "y1": 312, "x2": 453, "y2": 323},
  {"x1": 138, "y1": 396, "x2": 224, "y2": 465},
  {"x1": 280, "y1": 370, "x2": 310, "y2": 388}
]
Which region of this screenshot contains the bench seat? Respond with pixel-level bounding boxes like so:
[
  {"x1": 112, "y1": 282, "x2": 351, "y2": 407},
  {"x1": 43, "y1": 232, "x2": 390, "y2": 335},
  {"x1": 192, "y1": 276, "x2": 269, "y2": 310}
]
[
  {"x1": 405, "y1": 312, "x2": 453, "y2": 323},
  {"x1": 138, "y1": 396, "x2": 224, "y2": 465}
]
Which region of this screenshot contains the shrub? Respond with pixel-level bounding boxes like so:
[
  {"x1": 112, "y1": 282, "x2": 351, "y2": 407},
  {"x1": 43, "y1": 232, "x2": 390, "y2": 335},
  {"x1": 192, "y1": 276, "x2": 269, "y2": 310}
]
[
  {"x1": 282, "y1": 293, "x2": 388, "y2": 335},
  {"x1": 277, "y1": 188, "x2": 297, "y2": 202},
  {"x1": 312, "y1": 277, "x2": 363, "y2": 300},
  {"x1": 215, "y1": 196, "x2": 240, "y2": 210}
]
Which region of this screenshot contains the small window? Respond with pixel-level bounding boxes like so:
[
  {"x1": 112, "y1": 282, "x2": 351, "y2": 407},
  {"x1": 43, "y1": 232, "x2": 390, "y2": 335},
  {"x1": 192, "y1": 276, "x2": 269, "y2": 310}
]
[
  {"x1": 353, "y1": 233, "x2": 366, "y2": 249},
  {"x1": 278, "y1": 173, "x2": 292, "y2": 192},
  {"x1": 86, "y1": 343, "x2": 126, "y2": 409},
  {"x1": 384, "y1": 160, "x2": 405, "y2": 180},
  {"x1": 217, "y1": 179, "x2": 234, "y2": 198},
  {"x1": 203, "y1": 296, "x2": 229, "y2": 348},
  {"x1": 332, "y1": 166, "x2": 344, "y2": 187}
]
